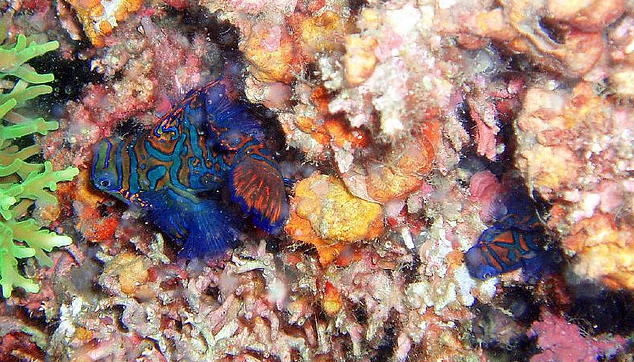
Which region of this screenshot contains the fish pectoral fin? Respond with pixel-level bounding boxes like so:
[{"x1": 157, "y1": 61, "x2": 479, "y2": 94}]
[
  {"x1": 229, "y1": 154, "x2": 288, "y2": 233},
  {"x1": 140, "y1": 189, "x2": 241, "y2": 258},
  {"x1": 139, "y1": 189, "x2": 192, "y2": 242},
  {"x1": 178, "y1": 200, "x2": 241, "y2": 259}
]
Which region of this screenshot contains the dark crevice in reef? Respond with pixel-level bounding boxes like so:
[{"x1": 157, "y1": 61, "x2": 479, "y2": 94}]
[
  {"x1": 566, "y1": 282, "x2": 634, "y2": 336},
  {"x1": 160, "y1": 5, "x2": 241, "y2": 53},
  {"x1": 28, "y1": 49, "x2": 104, "y2": 116},
  {"x1": 204, "y1": 284, "x2": 221, "y2": 301},
  {"x1": 111, "y1": 117, "x2": 147, "y2": 138},
  {"x1": 471, "y1": 288, "x2": 542, "y2": 362},
  {"x1": 537, "y1": 17, "x2": 567, "y2": 45},
  {"x1": 370, "y1": 312, "x2": 398, "y2": 362},
  {"x1": 400, "y1": 253, "x2": 422, "y2": 285},
  {"x1": 456, "y1": 71, "x2": 528, "y2": 179},
  {"x1": 250, "y1": 103, "x2": 288, "y2": 156},
  {"x1": 69, "y1": 245, "x2": 104, "y2": 295},
  {"x1": 455, "y1": 98, "x2": 513, "y2": 178},
  {"x1": 498, "y1": 286, "x2": 542, "y2": 327},
  {"x1": 352, "y1": 301, "x2": 368, "y2": 325},
  {"x1": 349, "y1": 0, "x2": 368, "y2": 15},
  {"x1": 481, "y1": 339, "x2": 538, "y2": 362},
  {"x1": 113, "y1": 305, "x2": 130, "y2": 333},
  {"x1": 305, "y1": 61, "x2": 322, "y2": 83}
]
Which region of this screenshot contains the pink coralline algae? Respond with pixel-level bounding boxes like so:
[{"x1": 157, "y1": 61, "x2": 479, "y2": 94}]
[
  {"x1": 529, "y1": 310, "x2": 627, "y2": 362},
  {"x1": 469, "y1": 170, "x2": 503, "y2": 223},
  {"x1": 465, "y1": 74, "x2": 526, "y2": 161}
]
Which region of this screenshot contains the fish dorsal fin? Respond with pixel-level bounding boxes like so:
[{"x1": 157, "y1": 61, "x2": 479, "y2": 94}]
[{"x1": 202, "y1": 79, "x2": 265, "y2": 144}]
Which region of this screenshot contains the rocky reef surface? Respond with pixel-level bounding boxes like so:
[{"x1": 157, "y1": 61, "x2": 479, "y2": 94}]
[{"x1": 1, "y1": 0, "x2": 634, "y2": 360}]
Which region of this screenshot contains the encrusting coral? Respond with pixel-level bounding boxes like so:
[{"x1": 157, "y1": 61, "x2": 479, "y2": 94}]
[
  {"x1": 60, "y1": 0, "x2": 143, "y2": 47},
  {"x1": 0, "y1": 28, "x2": 79, "y2": 298},
  {"x1": 6, "y1": 0, "x2": 634, "y2": 360},
  {"x1": 514, "y1": 80, "x2": 634, "y2": 291},
  {"x1": 285, "y1": 173, "x2": 384, "y2": 264}
]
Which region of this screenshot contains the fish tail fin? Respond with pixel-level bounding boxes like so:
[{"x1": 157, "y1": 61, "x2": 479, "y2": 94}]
[{"x1": 229, "y1": 151, "x2": 288, "y2": 233}]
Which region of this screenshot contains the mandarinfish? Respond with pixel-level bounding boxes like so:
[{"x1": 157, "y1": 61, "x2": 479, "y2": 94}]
[{"x1": 91, "y1": 78, "x2": 288, "y2": 258}]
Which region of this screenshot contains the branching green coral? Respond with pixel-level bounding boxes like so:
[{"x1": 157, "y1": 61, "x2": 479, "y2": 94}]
[{"x1": 0, "y1": 32, "x2": 79, "y2": 298}]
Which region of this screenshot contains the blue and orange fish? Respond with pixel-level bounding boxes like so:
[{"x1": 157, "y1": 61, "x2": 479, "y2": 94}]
[
  {"x1": 91, "y1": 78, "x2": 288, "y2": 258},
  {"x1": 465, "y1": 185, "x2": 549, "y2": 280}
]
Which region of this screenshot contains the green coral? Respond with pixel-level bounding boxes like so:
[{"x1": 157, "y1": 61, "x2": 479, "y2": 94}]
[{"x1": 0, "y1": 31, "x2": 79, "y2": 298}]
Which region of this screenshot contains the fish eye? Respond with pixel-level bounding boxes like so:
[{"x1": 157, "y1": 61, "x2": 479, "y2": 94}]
[{"x1": 96, "y1": 174, "x2": 115, "y2": 189}]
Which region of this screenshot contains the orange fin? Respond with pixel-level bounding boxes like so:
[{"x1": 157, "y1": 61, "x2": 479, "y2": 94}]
[{"x1": 229, "y1": 155, "x2": 288, "y2": 232}]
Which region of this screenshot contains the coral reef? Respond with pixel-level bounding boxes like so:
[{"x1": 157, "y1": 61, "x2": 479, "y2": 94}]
[
  {"x1": 2, "y1": 0, "x2": 634, "y2": 360},
  {"x1": 514, "y1": 81, "x2": 634, "y2": 290},
  {"x1": 445, "y1": 0, "x2": 624, "y2": 78},
  {"x1": 285, "y1": 172, "x2": 384, "y2": 264},
  {"x1": 529, "y1": 309, "x2": 627, "y2": 362},
  {"x1": 561, "y1": 214, "x2": 634, "y2": 290},
  {"x1": 0, "y1": 31, "x2": 78, "y2": 298},
  {"x1": 60, "y1": 0, "x2": 143, "y2": 47}
]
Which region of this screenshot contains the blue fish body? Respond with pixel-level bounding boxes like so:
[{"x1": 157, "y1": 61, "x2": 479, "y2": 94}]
[
  {"x1": 465, "y1": 184, "x2": 548, "y2": 279},
  {"x1": 91, "y1": 79, "x2": 288, "y2": 258},
  {"x1": 465, "y1": 214, "x2": 544, "y2": 279}
]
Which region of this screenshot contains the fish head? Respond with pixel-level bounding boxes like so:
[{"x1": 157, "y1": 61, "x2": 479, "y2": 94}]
[
  {"x1": 91, "y1": 137, "x2": 127, "y2": 202},
  {"x1": 465, "y1": 247, "x2": 501, "y2": 280}
]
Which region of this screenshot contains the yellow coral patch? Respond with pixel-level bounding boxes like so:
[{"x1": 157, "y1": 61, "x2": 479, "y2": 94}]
[
  {"x1": 297, "y1": 173, "x2": 383, "y2": 242},
  {"x1": 103, "y1": 253, "x2": 150, "y2": 296},
  {"x1": 286, "y1": 173, "x2": 384, "y2": 263},
  {"x1": 293, "y1": 11, "x2": 348, "y2": 63},
  {"x1": 344, "y1": 35, "x2": 378, "y2": 85},
  {"x1": 243, "y1": 24, "x2": 296, "y2": 83},
  {"x1": 322, "y1": 281, "x2": 342, "y2": 317},
  {"x1": 564, "y1": 214, "x2": 634, "y2": 291},
  {"x1": 517, "y1": 145, "x2": 582, "y2": 192},
  {"x1": 74, "y1": 327, "x2": 94, "y2": 342}
]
